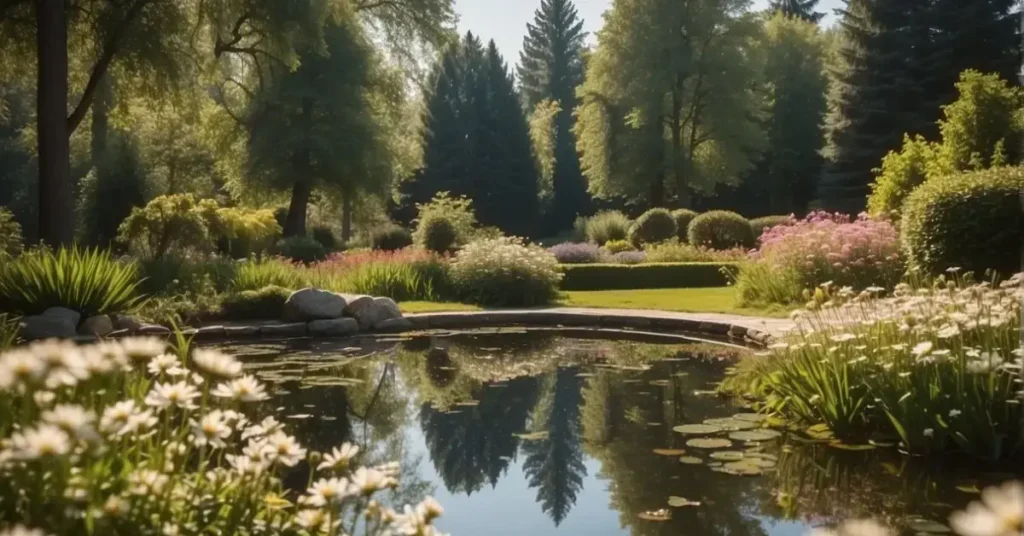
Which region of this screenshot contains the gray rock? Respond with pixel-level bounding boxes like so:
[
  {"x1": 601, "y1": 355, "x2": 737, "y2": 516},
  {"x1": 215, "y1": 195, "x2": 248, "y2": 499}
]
[
  {"x1": 42, "y1": 306, "x2": 81, "y2": 327},
  {"x1": 346, "y1": 296, "x2": 402, "y2": 330},
  {"x1": 108, "y1": 329, "x2": 131, "y2": 338},
  {"x1": 78, "y1": 315, "x2": 114, "y2": 337},
  {"x1": 138, "y1": 324, "x2": 171, "y2": 335},
  {"x1": 260, "y1": 323, "x2": 307, "y2": 337},
  {"x1": 339, "y1": 294, "x2": 374, "y2": 316},
  {"x1": 224, "y1": 325, "x2": 260, "y2": 337},
  {"x1": 19, "y1": 315, "x2": 76, "y2": 340},
  {"x1": 283, "y1": 288, "x2": 347, "y2": 321},
  {"x1": 373, "y1": 317, "x2": 414, "y2": 333},
  {"x1": 196, "y1": 325, "x2": 226, "y2": 339},
  {"x1": 308, "y1": 318, "x2": 359, "y2": 337},
  {"x1": 113, "y1": 315, "x2": 144, "y2": 332}
]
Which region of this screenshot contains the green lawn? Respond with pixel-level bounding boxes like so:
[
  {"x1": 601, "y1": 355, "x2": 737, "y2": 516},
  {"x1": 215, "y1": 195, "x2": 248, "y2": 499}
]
[{"x1": 400, "y1": 287, "x2": 788, "y2": 318}]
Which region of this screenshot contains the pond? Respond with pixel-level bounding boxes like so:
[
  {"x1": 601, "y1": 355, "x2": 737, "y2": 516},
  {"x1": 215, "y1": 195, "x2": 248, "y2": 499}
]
[{"x1": 219, "y1": 331, "x2": 1022, "y2": 536}]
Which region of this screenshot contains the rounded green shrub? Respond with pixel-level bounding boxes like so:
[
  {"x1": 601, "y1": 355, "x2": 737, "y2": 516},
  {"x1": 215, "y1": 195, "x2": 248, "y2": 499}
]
[
  {"x1": 273, "y1": 235, "x2": 328, "y2": 265},
  {"x1": 751, "y1": 215, "x2": 795, "y2": 239},
  {"x1": 901, "y1": 166, "x2": 1023, "y2": 276},
  {"x1": 371, "y1": 224, "x2": 413, "y2": 251},
  {"x1": 451, "y1": 237, "x2": 562, "y2": 307},
  {"x1": 671, "y1": 209, "x2": 699, "y2": 242},
  {"x1": 688, "y1": 211, "x2": 755, "y2": 250},
  {"x1": 419, "y1": 215, "x2": 458, "y2": 254},
  {"x1": 310, "y1": 225, "x2": 337, "y2": 250},
  {"x1": 627, "y1": 208, "x2": 677, "y2": 247},
  {"x1": 584, "y1": 211, "x2": 630, "y2": 245},
  {"x1": 218, "y1": 285, "x2": 290, "y2": 320}
]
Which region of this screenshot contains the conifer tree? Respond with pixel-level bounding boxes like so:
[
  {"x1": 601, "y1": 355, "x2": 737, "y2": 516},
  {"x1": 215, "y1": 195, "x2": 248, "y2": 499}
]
[
  {"x1": 517, "y1": 0, "x2": 590, "y2": 233},
  {"x1": 768, "y1": 0, "x2": 824, "y2": 22}
]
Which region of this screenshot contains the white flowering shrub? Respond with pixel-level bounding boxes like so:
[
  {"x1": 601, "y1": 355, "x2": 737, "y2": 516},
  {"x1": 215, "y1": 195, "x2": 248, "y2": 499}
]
[
  {"x1": 0, "y1": 338, "x2": 447, "y2": 536},
  {"x1": 724, "y1": 271, "x2": 1023, "y2": 460},
  {"x1": 450, "y1": 237, "x2": 562, "y2": 307}
]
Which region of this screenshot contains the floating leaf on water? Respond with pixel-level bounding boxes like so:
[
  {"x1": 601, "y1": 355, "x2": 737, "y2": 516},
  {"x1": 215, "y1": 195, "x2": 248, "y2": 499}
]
[
  {"x1": 742, "y1": 457, "x2": 776, "y2": 469},
  {"x1": 649, "y1": 380, "x2": 671, "y2": 387},
  {"x1": 729, "y1": 430, "x2": 782, "y2": 442},
  {"x1": 637, "y1": 509, "x2": 671, "y2": 522},
  {"x1": 576, "y1": 373, "x2": 596, "y2": 378},
  {"x1": 720, "y1": 461, "x2": 764, "y2": 476},
  {"x1": 679, "y1": 456, "x2": 703, "y2": 465},
  {"x1": 828, "y1": 442, "x2": 877, "y2": 451},
  {"x1": 515, "y1": 431, "x2": 549, "y2": 441},
  {"x1": 955, "y1": 484, "x2": 981, "y2": 494},
  {"x1": 321, "y1": 416, "x2": 337, "y2": 421},
  {"x1": 303, "y1": 404, "x2": 316, "y2": 408},
  {"x1": 707, "y1": 462, "x2": 723, "y2": 468},
  {"x1": 653, "y1": 448, "x2": 687, "y2": 456},
  {"x1": 805, "y1": 424, "x2": 834, "y2": 440},
  {"x1": 686, "y1": 438, "x2": 732, "y2": 449},
  {"x1": 733, "y1": 413, "x2": 766, "y2": 423},
  {"x1": 287, "y1": 414, "x2": 312, "y2": 420},
  {"x1": 646, "y1": 422, "x2": 663, "y2": 427},
  {"x1": 709, "y1": 451, "x2": 745, "y2": 461},
  {"x1": 455, "y1": 400, "x2": 480, "y2": 407},
  {"x1": 622, "y1": 379, "x2": 642, "y2": 384},
  {"x1": 703, "y1": 418, "x2": 758, "y2": 431},
  {"x1": 692, "y1": 390, "x2": 717, "y2": 396},
  {"x1": 868, "y1": 438, "x2": 897, "y2": 448},
  {"x1": 906, "y1": 518, "x2": 951, "y2": 533},
  {"x1": 673, "y1": 372, "x2": 689, "y2": 377},
  {"x1": 667, "y1": 496, "x2": 701, "y2": 507},
  {"x1": 673, "y1": 424, "x2": 723, "y2": 435},
  {"x1": 744, "y1": 451, "x2": 778, "y2": 462}
]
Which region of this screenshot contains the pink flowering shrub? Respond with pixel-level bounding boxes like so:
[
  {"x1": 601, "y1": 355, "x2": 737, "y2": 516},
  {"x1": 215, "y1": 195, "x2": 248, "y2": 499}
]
[{"x1": 737, "y1": 212, "x2": 904, "y2": 305}]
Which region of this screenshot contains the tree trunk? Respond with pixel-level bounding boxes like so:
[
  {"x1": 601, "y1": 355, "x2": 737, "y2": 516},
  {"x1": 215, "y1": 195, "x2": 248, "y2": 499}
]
[
  {"x1": 283, "y1": 97, "x2": 314, "y2": 237},
  {"x1": 648, "y1": 173, "x2": 665, "y2": 208},
  {"x1": 670, "y1": 78, "x2": 688, "y2": 209},
  {"x1": 341, "y1": 192, "x2": 353, "y2": 244},
  {"x1": 37, "y1": 0, "x2": 73, "y2": 247}
]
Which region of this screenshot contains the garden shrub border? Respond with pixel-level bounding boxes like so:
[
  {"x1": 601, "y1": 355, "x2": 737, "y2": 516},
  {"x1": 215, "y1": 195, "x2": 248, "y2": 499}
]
[{"x1": 558, "y1": 262, "x2": 739, "y2": 291}]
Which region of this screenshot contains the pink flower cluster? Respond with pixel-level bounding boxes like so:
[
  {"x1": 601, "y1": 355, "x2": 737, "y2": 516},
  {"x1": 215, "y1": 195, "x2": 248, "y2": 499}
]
[
  {"x1": 314, "y1": 248, "x2": 443, "y2": 272},
  {"x1": 751, "y1": 211, "x2": 903, "y2": 289}
]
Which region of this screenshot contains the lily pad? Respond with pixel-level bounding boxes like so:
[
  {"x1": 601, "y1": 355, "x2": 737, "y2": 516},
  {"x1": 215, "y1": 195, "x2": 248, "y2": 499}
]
[
  {"x1": 805, "y1": 424, "x2": 835, "y2": 440},
  {"x1": 637, "y1": 509, "x2": 671, "y2": 522},
  {"x1": 673, "y1": 424, "x2": 723, "y2": 435},
  {"x1": 667, "y1": 496, "x2": 701, "y2": 507},
  {"x1": 709, "y1": 451, "x2": 745, "y2": 461},
  {"x1": 686, "y1": 438, "x2": 732, "y2": 449},
  {"x1": 649, "y1": 380, "x2": 671, "y2": 387},
  {"x1": 678, "y1": 456, "x2": 703, "y2": 465},
  {"x1": 653, "y1": 448, "x2": 687, "y2": 456},
  {"x1": 828, "y1": 442, "x2": 877, "y2": 451},
  {"x1": 742, "y1": 457, "x2": 777, "y2": 469},
  {"x1": 733, "y1": 413, "x2": 766, "y2": 423},
  {"x1": 703, "y1": 417, "x2": 759, "y2": 431},
  {"x1": 729, "y1": 430, "x2": 782, "y2": 442},
  {"x1": 515, "y1": 431, "x2": 549, "y2": 441},
  {"x1": 721, "y1": 461, "x2": 765, "y2": 476},
  {"x1": 286, "y1": 414, "x2": 313, "y2": 420}
]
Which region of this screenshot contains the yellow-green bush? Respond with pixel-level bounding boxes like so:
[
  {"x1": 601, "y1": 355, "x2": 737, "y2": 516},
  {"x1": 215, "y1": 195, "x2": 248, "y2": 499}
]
[
  {"x1": 627, "y1": 208, "x2": 677, "y2": 247},
  {"x1": 687, "y1": 211, "x2": 754, "y2": 250},
  {"x1": 219, "y1": 285, "x2": 290, "y2": 320},
  {"x1": 603, "y1": 239, "x2": 635, "y2": 254},
  {"x1": 671, "y1": 209, "x2": 698, "y2": 242},
  {"x1": 584, "y1": 211, "x2": 630, "y2": 245},
  {"x1": 419, "y1": 215, "x2": 458, "y2": 254}
]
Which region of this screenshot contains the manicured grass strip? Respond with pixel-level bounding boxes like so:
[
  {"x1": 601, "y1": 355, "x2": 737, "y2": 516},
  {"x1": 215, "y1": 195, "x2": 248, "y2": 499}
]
[
  {"x1": 558, "y1": 262, "x2": 739, "y2": 291},
  {"x1": 398, "y1": 301, "x2": 482, "y2": 314},
  {"x1": 559, "y1": 287, "x2": 789, "y2": 318}
]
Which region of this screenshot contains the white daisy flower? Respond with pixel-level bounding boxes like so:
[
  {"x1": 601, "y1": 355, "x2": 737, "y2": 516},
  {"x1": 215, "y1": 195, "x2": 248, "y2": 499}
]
[
  {"x1": 949, "y1": 409, "x2": 962, "y2": 418},
  {"x1": 351, "y1": 467, "x2": 396, "y2": 495},
  {"x1": 190, "y1": 410, "x2": 232, "y2": 448},
  {"x1": 100, "y1": 400, "x2": 157, "y2": 438},
  {"x1": 41, "y1": 404, "x2": 99, "y2": 442},
  {"x1": 190, "y1": 349, "x2": 242, "y2": 379},
  {"x1": 911, "y1": 342, "x2": 933, "y2": 357},
  {"x1": 262, "y1": 432, "x2": 306, "y2": 467},
  {"x1": 242, "y1": 416, "x2": 284, "y2": 440},
  {"x1": 119, "y1": 337, "x2": 168, "y2": 363},
  {"x1": 101, "y1": 495, "x2": 130, "y2": 518},
  {"x1": 211, "y1": 375, "x2": 268, "y2": 402},
  {"x1": 294, "y1": 509, "x2": 329, "y2": 532},
  {"x1": 144, "y1": 381, "x2": 200, "y2": 411},
  {"x1": 949, "y1": 480, "x2": 1023, "y2": 536},
  {"x1": 416, "y1": 496, "x2": 444, "y2": 521},
  {"x1": 318, "y1": 443, "x2": 359, "y2": 471},
  {"x1": 305, "y1": 477, "x2": 351, "y2": 507},
  {"x1": 923, "y1": 428, "x2": 935, "y2": 438},
  {"x1": 226, "y1": 453, "x2": 268, "y2": 476},
  {"x1": 147, "y1": 354, "x2": 183, "y2": 376},
  {"x1": 9, "y1": 424, "x2": 71, "y2": 460},
  {"x1": 0, "y1": 349, "x2": 48, "y2": 390},
  {"x1": 128, "y1": 469, "x2": 169, "y2": 495}
]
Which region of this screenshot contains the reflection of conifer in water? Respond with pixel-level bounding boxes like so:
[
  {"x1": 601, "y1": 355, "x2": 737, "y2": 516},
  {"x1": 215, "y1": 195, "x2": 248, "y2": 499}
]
[
  {"x1": 420, "y1": 377, "x2": 538, "y2": 494},
  {"x1": 522, "y1": 368, "x2": 587, "y2": 526}
]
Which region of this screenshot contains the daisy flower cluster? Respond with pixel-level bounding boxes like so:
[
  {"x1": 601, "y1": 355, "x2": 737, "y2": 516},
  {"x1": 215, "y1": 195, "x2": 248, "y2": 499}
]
[
  {"x1": 732, "y1": 271, "x2": 1023, "y2": 458},
  {"x1": 0, "y1": 337, "x2": 447, "y2": 536}
]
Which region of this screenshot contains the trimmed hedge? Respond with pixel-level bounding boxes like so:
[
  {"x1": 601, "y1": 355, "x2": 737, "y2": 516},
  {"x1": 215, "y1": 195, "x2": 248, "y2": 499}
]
[
  {"x1": 688, "y1": 211, "x2": 755, "y2": 250},
  {"x1": 627, "y1": 208, "x2": 677, "y2": 247},
  {"x1": 558, "y1": 262, "x2": 739, "y2": 291}
]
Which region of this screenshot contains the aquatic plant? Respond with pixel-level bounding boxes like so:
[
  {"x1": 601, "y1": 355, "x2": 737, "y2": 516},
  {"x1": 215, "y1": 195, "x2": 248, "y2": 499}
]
[{"x1": 0, "y1": 338, "x2": 447, "y2": 535}]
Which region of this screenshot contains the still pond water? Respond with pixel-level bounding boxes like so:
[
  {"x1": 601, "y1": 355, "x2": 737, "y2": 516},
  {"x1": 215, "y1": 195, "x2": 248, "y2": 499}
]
[{"x1": 219, "y1": 331, "x2": 1021, "y2": 536}]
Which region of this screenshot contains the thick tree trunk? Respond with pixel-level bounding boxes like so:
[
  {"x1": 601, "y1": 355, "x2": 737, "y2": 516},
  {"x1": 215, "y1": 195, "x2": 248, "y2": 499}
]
[
  {"x1": 283, "y1": 97, "x2": 314, "y2": 237},
  {"x1": 37, "y1": 0, "x2": 73, "y2": 247},
  {"x1": 341, "y1": 192, "x2": 353, "y2": 243}
]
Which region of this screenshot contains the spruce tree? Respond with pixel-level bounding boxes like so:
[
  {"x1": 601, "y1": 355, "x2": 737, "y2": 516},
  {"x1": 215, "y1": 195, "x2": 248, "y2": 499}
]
[
  {"x1": 517, "y1": 0, "x2": 590, "y2": 233},
  {"x1": 769, "y1": 0, "x2": 825, "y2": 23}
]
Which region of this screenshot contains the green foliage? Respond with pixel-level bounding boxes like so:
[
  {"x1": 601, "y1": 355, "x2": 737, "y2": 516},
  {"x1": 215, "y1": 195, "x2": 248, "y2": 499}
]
[
  {"x1": 584, "y1": 211, "x2": 630, "y2": 245},
  {"x1": 687, "y1": 211, "x2": 755, "y2": 250},
  {"x1": 0, "y1": 207, "x2": 23, "y2": 258},
  {"x1": 218, "y1": 285, "x2": 290, "y2": 320},
  {"x1": 272, "y1": 236, "x2": 329, "y2": 265},
  {"x1": 900, "y1": 167, "x2": 1024, "y2": 276},
  {"x1": 558, "y1": 262, "x2": 739, "y2": 291},
  {"x1": 750, "y1": 215, "x2": 794, "y2": 239},
  {"x1": 528, "y1": 99, "x2": 560, "y2": 207},
  {"x1": 310, "y1": 225, "x2": 337, "y2": 250},
  {"x1": 768, "y1": 0, "x2": 824, "y2": 22},
  {"x1": 0, "y1": 247, "x2": 145, "y2": 317},
  {"x1": 642, "y1": 241, "x2": 747, "y2": 263},
  {"x1": 627, "y1": 208, "x2": 677, "y2": 247},
  {"x1": 117, "y1": 194, "x2": 210, "y2": 260},
  {"x1": 451, "y1": 237, "x2": 561, "y2": 306},
  {"x1": 138, "y1": 256, "x2": 237, "y2": 296},
  {"x1": 732, "y1": 261, "x2": 805, "y2": 307},
  {"x1": 209, "y1": 206, "x2": 282, "y2": 258},
  {"x1": 412, "y1": 192, "x2": 478, "y2": 247},
  {"x1": 233, "y1": 259, "x2": 304, "y2": 292},
  {"x1": 602, "y1": 240, "x2": 635, "y2": 255},
  {"x1": 419, "y1": 215, "x2": 458, "y2": 254},
  {"x1": 670, "y1": 209, "x2": 698, "y2": 242},
  {"x1": 0, "y1": 313, "x2": 20, "y2": 350},
  {"x1": 371, "y1": 224, "x2": 413, "y2": 251},
  {"x1": 867, "y1": 135, "x2": 942, "y2": 218},
  {"x1": 340, "y1": 259, "x2": 449, "y2": 302}
]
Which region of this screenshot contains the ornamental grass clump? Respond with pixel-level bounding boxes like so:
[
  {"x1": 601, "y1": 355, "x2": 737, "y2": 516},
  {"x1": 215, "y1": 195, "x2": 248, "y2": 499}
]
[
  {"x1": 736, "y1": 212, "x2": 903, "y2": 306},
  {"x1": 548, "y1": 242, "x2": 604, "y2": 264},
  {"x1": 725, "y1": 272, "x2": 1023, "y2": 460},
  {"x1": 451, "y1": 237, "x2": 562, "y2": 307},
  {"x1": 0, "y1": 338, "x2": 447, "y2": 536}
]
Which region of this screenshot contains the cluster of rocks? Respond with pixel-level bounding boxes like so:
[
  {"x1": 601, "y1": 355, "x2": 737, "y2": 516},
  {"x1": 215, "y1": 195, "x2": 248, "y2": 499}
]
[{"x1": 16, "y1": 288, "x2": 413, "y2": 341}]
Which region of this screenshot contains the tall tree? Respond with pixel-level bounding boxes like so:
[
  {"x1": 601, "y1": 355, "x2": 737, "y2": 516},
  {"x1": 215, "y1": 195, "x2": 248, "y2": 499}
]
[
  {"x1": 35, "y1": 0, "x2": 72, "y2": 246},
  {"x1": 411, "y1": 34, "x2": 540, "y2": 237},
  {"x1": 517, "y1": 0, "x2": 590, "y2": 233},
  {"x1": 768, "y1": 0, "x2": 824, "y2": 22},
  {"x1": 574, "y1": 0, "x2": 765, "y2": 209},
  {"x1": 758, "y1": 13, "x2": 828, "y2": 214}
]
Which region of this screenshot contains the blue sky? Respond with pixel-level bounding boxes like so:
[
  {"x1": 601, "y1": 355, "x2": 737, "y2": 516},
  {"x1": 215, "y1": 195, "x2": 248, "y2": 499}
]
[{"x1": 455, "y1": 0, "x2": 844, "y2": 65}]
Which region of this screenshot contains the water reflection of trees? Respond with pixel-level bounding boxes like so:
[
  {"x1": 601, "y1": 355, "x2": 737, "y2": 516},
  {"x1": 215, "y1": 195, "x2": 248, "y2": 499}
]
[{"x1": 521, "y1": 368, "x2": 587, "y2": 526}]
